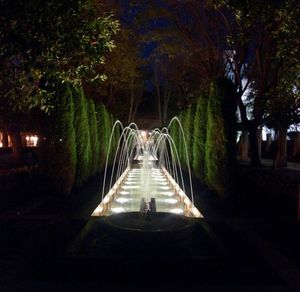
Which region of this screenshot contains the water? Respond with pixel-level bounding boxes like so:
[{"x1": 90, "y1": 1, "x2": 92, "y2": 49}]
[{"x1": 92, "y1": 119, "x2": 202, "y2": 218}]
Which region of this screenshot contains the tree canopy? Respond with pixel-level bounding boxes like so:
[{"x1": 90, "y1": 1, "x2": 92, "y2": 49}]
[{"x1": 0, "y1": 0, "x2": 119, "y2": 113}]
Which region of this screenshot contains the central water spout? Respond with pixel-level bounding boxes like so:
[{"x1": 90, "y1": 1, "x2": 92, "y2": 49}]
[{"x1": 141, "y1": 141, "x2": 151, "y2": 202}]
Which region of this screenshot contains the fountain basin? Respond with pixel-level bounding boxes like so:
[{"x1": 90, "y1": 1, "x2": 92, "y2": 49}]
[{"x1": 103, "y1": 212, "x2": 197, "y2": 245}]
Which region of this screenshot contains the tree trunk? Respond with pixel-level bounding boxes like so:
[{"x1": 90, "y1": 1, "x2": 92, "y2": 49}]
[
  {"x1": 240, "y1": 131, "x2": 248, "y2": 161},
  {"x1": 257, "y1": 128, "x2": 262, "y2": 160},
  {"x1": 276, "y1": 128, "x2": 287, "y2": 167},
  {"x1": 249, "y1": 125, "x2": 261, "y2": 166},
  {"x1": 265, "y1": 133, "x2": 272, "y2": 153},
  {"x1": 2, "y1": 130, "x2": 9, "y2": 147},
  {"x1": 293, "y1": 132, "x2": 300, "y2": 156},
  {"x1": 10, "y1": 129, "x2": 23, "y2": 165},
  {"x1": 297, "y1": 183, "x2": 300, "y2": 223}
]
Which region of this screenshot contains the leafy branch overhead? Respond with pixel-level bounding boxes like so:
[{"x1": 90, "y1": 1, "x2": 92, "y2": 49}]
[{"x1": 0, "y1": 0, "x2": 119, "y2": 113}]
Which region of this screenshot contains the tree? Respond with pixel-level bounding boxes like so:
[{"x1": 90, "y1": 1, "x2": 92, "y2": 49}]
[
  {"x1": 72, "y1": 86, "x2": 91, "y2": 186},
  {"x1": 205, "y1": 83, "x2": 229, "y2": 196},
  {"x1": 95, "y1": 103, "x2": 105, "y2": 172},
  {"x1": 192, "y1": 95, "x2": 208, "y2": 181},
  {"x1": 98, "y1": 25, "x2": 144, "y2": 123},
  {"x1": 87, "y1": 98, "x2": 99, "y2": 176},
  {"x1": 0, "y1": 0, "x2": 119, "y2": 109},
  {"x1": 39, "y1": 82, "x2": 77, "y2": 195},
  {"x1": 265, "y1": 67, "x2": 300, "y2": 167},
  {"x1": 217, "y1": 77, "x2": 237, "y2": 165},
  {"x1": 95, "y1": 103, "x2": 112, "y2": 167},
  {"x1": 218, "y1": 0, "x2": 300, "y2": 165},
  {"x1": 178, "y1": 111, "x2": 186, "y2": 162},
  {"x1": 137, "y1": 0, "x2": 300, "y2": 166},
  {"x1": 183, "y1": 105, "x2": 195, "y2": 167},
  {"x1": 0, "y1": 0, "x2": 118, "y2": 169},
  {"x1": 169, "y1": 117, "x2": 180, "y2": 162}
]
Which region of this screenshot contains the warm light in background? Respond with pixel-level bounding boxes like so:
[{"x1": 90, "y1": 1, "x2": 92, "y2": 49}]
[
  {"x1": 140, "y1": 130, "x2": 148, "y2": 142},
  {"x1": 25, "y1": 135, "x2": 39, "y2": 147}
]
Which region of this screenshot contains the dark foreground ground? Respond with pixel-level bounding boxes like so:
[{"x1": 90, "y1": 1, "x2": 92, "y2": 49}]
[{"x1": 1, "y1": 171, "x2": 300, "y2": 291}]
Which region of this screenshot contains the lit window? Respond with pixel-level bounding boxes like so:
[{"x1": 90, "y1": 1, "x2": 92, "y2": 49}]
[{"x1": 25, "y1": 135, "x2": 39, "y2": 147}]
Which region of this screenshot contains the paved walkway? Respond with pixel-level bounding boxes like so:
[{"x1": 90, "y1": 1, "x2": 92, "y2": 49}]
[{"x1": 239, "y1": 158, "x2": 300, "y2": 171}]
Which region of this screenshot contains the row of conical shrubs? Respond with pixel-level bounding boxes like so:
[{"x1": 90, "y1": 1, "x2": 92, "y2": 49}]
[
  {"x1": 171, "y1": 78, "x2": 236, "y2": 197},
  {"x1": 39, "y1": 81, "x2": 118, "y2": 195}
]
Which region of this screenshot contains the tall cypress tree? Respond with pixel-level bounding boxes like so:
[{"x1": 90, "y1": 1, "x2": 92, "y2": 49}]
[
  {"x1": 216, "y1": 77, "x2": 237, "y2": 166},
  {"x1": 87, "y1": 98, "x2": 99, "y2": 176},
  {"x1": 109, "y1": 113, "x2": 117, "y2": 155},
  {"x1": 97, "y1": 104, "x2": 111, "y2": 164},
  {"x1": 40, "y1": 82, "x2": 77, "y2": 195},
  {"x1": 192, "y1": 96, "x2": 208, "y2": 181},
  {"x1": 205, "y1": 82, "x2": 229, "y2": 196},
  {"x1": 178, "y1": 111, "x2": 185, "y2": 163},
  {"x1": 184, "y1": 106, "x2": 195, "y2": 168},
  {"x1": 170, "y1": 119, "x2": 179, "y2": 162},
  {"x1": 95, "y1": 102, "x2": 105, "y2": 172},
  {"x1": 72, "y1": 86, "x2": 91, "y2": 186}
]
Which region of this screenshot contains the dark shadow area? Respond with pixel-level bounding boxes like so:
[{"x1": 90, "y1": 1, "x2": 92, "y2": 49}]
[{"x1": 1, "y1": 167, "x2": 300, "y2": 290}]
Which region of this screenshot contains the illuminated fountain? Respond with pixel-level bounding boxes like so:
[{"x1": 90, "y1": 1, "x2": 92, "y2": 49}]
[{"x1": 92, "y1": 118, "x2": 202, "y2": 219}]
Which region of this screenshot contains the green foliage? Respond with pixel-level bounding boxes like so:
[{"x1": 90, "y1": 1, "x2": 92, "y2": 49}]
[
  {"x1": 169, "y1": 119, "x2": 179, "y2": 161},
  {"x1": 109, "y1": 113, "x2": 115, "y2": 153},
  {"x1": 94, "y1": 103, "x2": 119, "y2": 171},
  {"x1": 205, "y1": 82, "x2": 231, "y2": 196},
  {"x1": 183, "y1": 106, "x2": 195, "y2": 167},
  {"x1": 103, "y1": 105, "x2": 112, "y2": 160},
  {"x1": 72, "y1": 86, "x2": 91, "y2": 186},
  {"x1": 101, "y1": 27, "x2": 144, "y2": 106},
  {"x1": 111, "y1": 113, "x2": 119, "y2": 156},
  {"x1": 178, "y1": 111, "x2": 185, "y2": 162},
  {"x1": 223, "y1": 0, "x2": 300, "y2": 128},
  {"x1": 39, "y1": 82, "x2": 77, "y2": 195},
  {"x1": 205, "y1": 83, "x2": 226, "y2": 195},
  {"x1": 87, "y1": 98, "x2": 99, "y2": 176},
  {"x1": 192, "y1": 96, "x2": 208, "y2": 181},
  {"x1": 0, "y1": 0, "x2": 119, "y2": 113},
  {"x1": 216, "y1": 77, "x2": 237, "y2": 165},
  {"x1": 94, "y1": 103, "x2": 106, "y2": 172}
]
